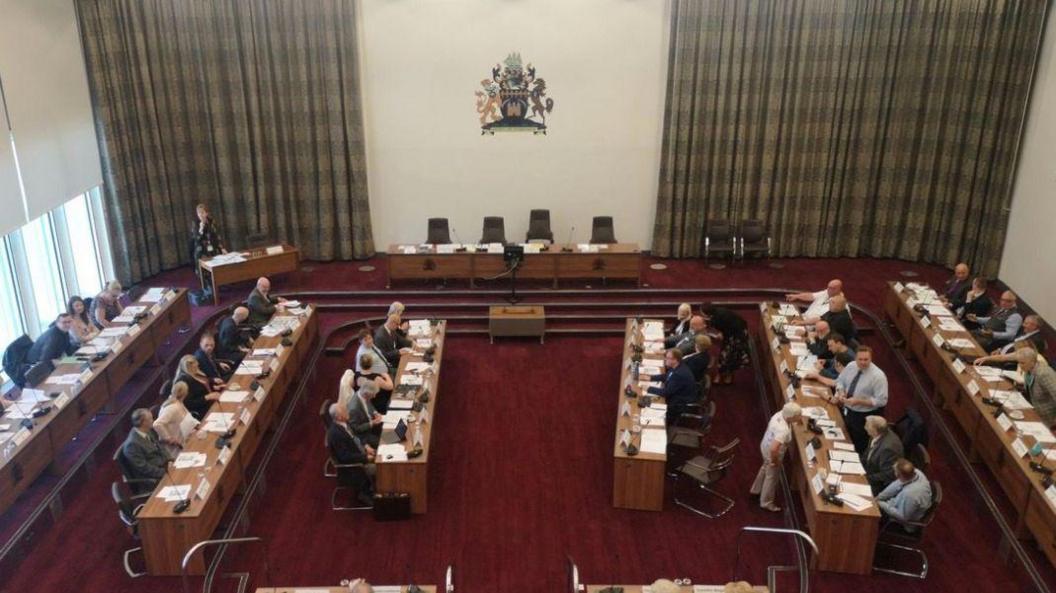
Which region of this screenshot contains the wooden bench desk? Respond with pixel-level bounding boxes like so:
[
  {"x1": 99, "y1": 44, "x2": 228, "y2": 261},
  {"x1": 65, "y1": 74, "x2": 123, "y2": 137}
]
[{"x1": 199, "y1": 244, "x2": 300, "y2": 305}]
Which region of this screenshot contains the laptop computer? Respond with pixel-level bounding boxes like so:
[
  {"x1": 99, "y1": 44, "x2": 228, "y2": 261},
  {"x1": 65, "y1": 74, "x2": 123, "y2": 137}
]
[{"x1": 380, "y1": 418, "x2": 408, "y2": 445}]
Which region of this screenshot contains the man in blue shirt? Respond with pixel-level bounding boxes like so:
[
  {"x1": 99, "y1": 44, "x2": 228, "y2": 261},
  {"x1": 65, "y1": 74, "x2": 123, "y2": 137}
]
[
  {"x1": 835, "y1": 346, "x2": 889, "y2": 453},
  {"x1": 877, "y1": 458, "x2": 933, "y2": 531}
]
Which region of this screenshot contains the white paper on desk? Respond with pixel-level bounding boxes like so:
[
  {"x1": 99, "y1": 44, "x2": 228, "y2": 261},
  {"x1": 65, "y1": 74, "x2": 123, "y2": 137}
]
[
  {"x1": 823, "y1": 427, "x2": 846, "y2": 441},
  {"x1": 400, "y1": 375, "x2": 424, "y2": 386},
  {"x1": 832, "y1": 441, "x2": 856, "y2": 452},
  {"x1": 19, "y1": 388, "x2": 50, "y2": 404},
  {"x1": 840, "y1": 482, "x2": 874, "y2": 498},
  {"x1": 829, "y1": 450, "x2": 861, "y2": 463},
  {"x1": 576, "y1": 243, "x2": 599, "y2": 253},
  {"x1": 4, "y1": 406, "x2": 32, "y2": 419},
  {"x1": 640, "y1": 408, "x2": 665, "y2": 427},
  {"x1": 377, "y1": 443, "x2": 408, "y2": 462},
  {"x1": 45, "y1": 374, "x2": 81, "y2": 385},
  {"x1": 157, "y1": 485, "x2": 192, "y2": 501},
  {"x1": 993, "y1": 390, "x2": 1032, "y2": 411},
  {"x1": 179, "y1": 413, "x2": 199, "y2": 440},
  {"x1": 1046, "y1": 485, "x2": 1056, "y2": 509},
  {"x1": 219, "y1": 391, "x2": 250, "y2": 403},
  {"x1": 779, "y1": 304, "x2": 799, "y2": 317},
  {"x1": 218, "y1": 445, "x2": 233, "y2": 466},
  {"x1": 639, "y1": 427, "x2": 667, "y2": 455},
  {"x1": 251, "y1": 348, "x2": 276, "y2": 356},
  {"x1": 416, "y1": 338, "x2": 432, "y2": 349},
  {"x1": 789, "y1": 343, "x2": 810, "y2": 356},
  {"x1": 74, "y1": 346, "x2": 99, "y2": 356},
  {"x1": 1016, "y1": 422, "x2": 1056, "y2": 444},
  {"x1": 640, "y1": 365, "x2": 663, "y2": 376},
  {"x1": 925, "y1": 304, "x2": 950, "y2": 316},
  {"x1": 406, "y1": 362, "x2": 431, "y2": 373},
  {"x1": 202, "y1": 412, "x2": 235, "y2": 433},
  {"x1": 140, "y1": 287, "x2": 166, "y2": 302},
  {"x1": 98, "y1": 327, "x2": 129, "y2": 338},
  {"x1": 399, "y1": 246, "x2": 416, "y2": 254},
  {"x1": 389, "y1": 399, "x2": 414, "y2": 411},
  {"x1": 173, "y1": 452, "x2": 207, "y2": 469},
  {"x1": 801, "y1": 406, "x2": 829, "y2": 421},
  {"x1": 947, "y1": 338, "x2": 975, "y2": 349},
  {"x1": 938, "y1": 317, "x2": 965, "y2": 333},
  {"x1": 835, "y1": 461, "x2": 866, "y2": 475},
  {"x1": 836, "y1": 492, "x2": 874, "y2": 512},
  {"x1": 382, "y1": 410, "x2": 411, "y2": 429},
  {"x1": 1003, "y1": 370, "x2": 1025, "y2": 384},
  {"x1": 111, "y1": 314, "x2": 135, "y2": 324},
  {"x1": 800, "y1": 386, "x2": 828, "y2": 399}
]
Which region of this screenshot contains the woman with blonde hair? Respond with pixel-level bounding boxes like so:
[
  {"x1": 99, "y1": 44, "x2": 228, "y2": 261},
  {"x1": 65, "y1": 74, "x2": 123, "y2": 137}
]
[
  {"x1": 337, "y1": 369, "x2": 357, "y2": 413},
  {"x1": 153, "y1": 381, "x2": 196, "y2": 456},
  {"x1": 93, "y1": 281, "x2": 125, "y2": 329},
  {"x1": 174, "y1": 354, "x2": 220, "y2": 419}
]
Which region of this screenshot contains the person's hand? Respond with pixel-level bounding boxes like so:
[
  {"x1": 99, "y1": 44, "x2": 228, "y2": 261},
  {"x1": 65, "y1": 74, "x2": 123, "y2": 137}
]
[
  {"x1": 974, "y1": 356, "x2": 989, "y2": 366},
  {"x1": 206, "y1": 392, "x2": 220, "y2": 401},
  {"x1": 371, "y1": 414, "x2": 384, "y2": 426},
  {"x1": 399, "y1": 347, "x2": 413, "y2": 355},
  {"x1": 967, "y1": 314, "x2": 978, "y2": 322},
  {"x1": 219, "y1": 361, "x2": 231, "y2": 371},
  {"x1": 981, "y1": 329, "x2": 993, "y2": 336},
  {"x1": 814, "y1": 361, "x2": 824, "y2": 371},
  {"x1": 400, "y1": 320, "x2": 410, "y2": 332},
  {"x1": 785, "y1": 294, "x2": 796, "y2": 302}
]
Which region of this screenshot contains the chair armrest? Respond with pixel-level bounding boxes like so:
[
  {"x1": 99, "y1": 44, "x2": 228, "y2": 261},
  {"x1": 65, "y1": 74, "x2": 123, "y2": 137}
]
[
  {"x1": 332, "y1": 461, "x2": 366, "y2": 469},
  {"x1": 124, "y1": 477, "x2": 157, "y2": 485}
]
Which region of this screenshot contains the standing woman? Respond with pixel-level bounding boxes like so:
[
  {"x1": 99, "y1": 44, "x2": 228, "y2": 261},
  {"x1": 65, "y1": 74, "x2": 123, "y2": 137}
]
[
  {"x1": 66, "y1": 296, "x2": 99, "y2": 344},
  {"x1": 153, "y1": 381, "x2": 196, "y2": 457},
  {"x1": 174, "y1": 354, "x2": 221, "y2": 420},
  {"x1": 190, "y1": 203, "x2": 227, "y2": 290},
  {"x1": 701, "y1": 303, "x2": 751, "y2": 385}
]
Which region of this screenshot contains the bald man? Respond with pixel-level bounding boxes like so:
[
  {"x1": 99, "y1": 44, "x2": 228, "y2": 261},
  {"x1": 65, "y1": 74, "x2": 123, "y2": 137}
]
[
  {"x1": 807, "y1": 320, "x2": 833, "y2": 358},
  {"x1": 217, "y1": 306, "x2": 253, "y2": 363},
  {"x1": 970, "y1": 291, "x2": 1022, "y2": 352},
  {"x1": 246, "y1": 277, "x2": 287, "y2": 326},
  {"x1": 942, "y1": 263, "x2": 972, "y2": 309},
  {"x1": 786, "y1": 279, "x2": 843, "y2": 321}
]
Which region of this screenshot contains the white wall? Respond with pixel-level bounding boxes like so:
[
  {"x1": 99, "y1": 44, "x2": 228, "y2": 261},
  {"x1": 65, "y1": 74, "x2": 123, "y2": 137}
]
[
  {"x1": 358, "y1": 0, "x2": 670, "y2": 249},
  {"x1": 1001, "y1": 10, "x2": 1056, "y2": 321}
]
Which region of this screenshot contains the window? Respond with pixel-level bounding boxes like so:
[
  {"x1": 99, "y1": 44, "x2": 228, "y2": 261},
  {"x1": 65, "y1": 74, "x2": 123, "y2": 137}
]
[
  {"x1": 19, "y1": 214, "x2": 65, "y2": 333},
  {"x1": 61, "y1": 192, "x2": 104, "y2": 297},
  {"x1": 0, "y1": 242, "x2": 23, "y2": 347}
]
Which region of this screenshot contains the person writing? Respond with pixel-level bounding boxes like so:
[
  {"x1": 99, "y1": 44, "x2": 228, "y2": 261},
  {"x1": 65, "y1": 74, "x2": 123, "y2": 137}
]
[
  {"x1": 92, "y1": 281, "x2": 125, "y2": 329},
  {"x1": 66, "y1": 296, "x2": 99, "y2": 345}
]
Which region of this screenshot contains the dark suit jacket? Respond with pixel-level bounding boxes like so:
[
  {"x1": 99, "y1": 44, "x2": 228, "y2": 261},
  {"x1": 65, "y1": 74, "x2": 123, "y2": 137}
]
[
  {"x1": 246, "y1": 288, "x2": 278, "y2": 326},
  {"x1": 959, "y1": 293, "x2": 993, "y2": 323},
  {"x1": 682, "y1": 351, "x2": 710, "y2": 383},
  {"x1": 26, "y1": 326, "x2": 76, "y2": 364},
  {"x1": 943, "y1": 277, "x2": 971, "y2": 309},
  {"x1": 121, "y1": 428, "x2": 169, "y2": 482},
  {"x1": 325, "y1": 422, "x2": 373, "y2": 494},
  {"x1": 822, "y1": 310, "x2": 857, "y2": 342},
  {"x1": 194, "y1": 348, "x2": 224, "y2": 382},
  {"x1": 667, "y1": 317, "x2": 691, "y2": 339},
  {"x1": 807, "y1": 332, "x2": 833, "y2": 359},
  {"x1": 347, "y1": 394, "x2": 381, "y2": 448},
  {"x1": 647, "y1": 363, "x2": 698, "y2": 409},
  {"x1": 374, "y1": 325, "x2": 411, "y2": 370},
  {"x1": 178, "y1": 373, "x2": 213, "y2": 420},
  {"x1": 863, "y1": 430, "x2": 904, "y2": 493},
  {"x1": 216, "y1": 316, "x2": 249, "y2": 361}
]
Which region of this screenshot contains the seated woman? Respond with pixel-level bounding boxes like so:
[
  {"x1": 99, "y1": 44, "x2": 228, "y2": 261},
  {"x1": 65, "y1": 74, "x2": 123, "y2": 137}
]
[
  {"x1": 153, "y1": 381, "x2": 197, "y2": 457},
  {"x1": 92, "y1": 281, "x2": 125, "y2": 329},
  {"x1": 66, "y1": 296, "x2": 99, "y2": 345},
  {"x1": 354, "y1": 353, "x2": 395, "y2": 414},
  {"x1": 700, "y1": 303, "x2": 750, "y2": 385},
  {"x1": 174, "y1": 354, "x2": 221, "y2": 420},
  {"x1": 668, "y1": 303, "x2": 692, "y2": 338}
]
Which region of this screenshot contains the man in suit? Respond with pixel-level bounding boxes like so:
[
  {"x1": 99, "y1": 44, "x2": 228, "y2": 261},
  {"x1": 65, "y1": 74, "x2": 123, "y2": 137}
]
[
  {"x1": 217, "y1": 306, "x2": 253, "y2": 363},
  {"x1": 816, "y1": 333, "x2": 855, "y2": 380},
  {"x1": 121, "y1": 408, "x2": 171, "y2": 490},
  {"x1": 665, "y1": 315, "x2": 706, "y2": 355},
  {"x1": 667, "y1": 303, "x2": 692, "y2": 338},
  {"x1": 635, "y1": 348, "x2": 699, "y2": 424},
  {"x1": 806, "y1": 320, "x2": 833, "y2": 359},
  {"x1": 246, "y1": 277, "x2": 286, "y2": 327},
  {"x1": 326, "y1": 403, "x2": 376, "y2": 506},
  {"x1": 941, "y1": 263, "x2": 972, "y2": 310},
  {"x1": 374, "y1": 314, "x2": 412, "y2": 371},
  {"x1": 970, "y1": 291, "x2": 1023, "y2": 352},
  {"x1": 194, "y1": 333, "x2": 230, "y2": 385},
  {"x1": 682, "y1": 334, "x2": 712, "y2": 383},
  {"x1": 348, "y1": 381, "x2": 384, "y2": 448},
  {"x1": 820, "y1": 295, "x2": 857, "y2": 342},
  {"x1": 993, "y1": 315, "x2": 1047, "y2": 357},
  {"x1": 862, "y1": 416, "x2": 904, "y2": 494},
  {"x1": 25, "y1": 313, "x2": 77, "y2": 364}
]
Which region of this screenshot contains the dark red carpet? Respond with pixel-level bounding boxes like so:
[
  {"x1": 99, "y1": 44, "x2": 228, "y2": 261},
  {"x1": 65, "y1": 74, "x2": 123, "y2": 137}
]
[{"x1": 0, "y1": 256, "x2": 1051, "y2": 593}]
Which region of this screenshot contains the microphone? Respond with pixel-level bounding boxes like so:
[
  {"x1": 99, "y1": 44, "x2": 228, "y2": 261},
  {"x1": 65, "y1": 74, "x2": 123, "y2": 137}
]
[
  {"x1": 450, "y1": 227, "x2": 467, "y2": 252},
  {"x1": 164, "y1": 457, "x2": 192, "y2": 513},
  {"x1": 561, "y1": 225, "x2": 575, "y2": 252}
]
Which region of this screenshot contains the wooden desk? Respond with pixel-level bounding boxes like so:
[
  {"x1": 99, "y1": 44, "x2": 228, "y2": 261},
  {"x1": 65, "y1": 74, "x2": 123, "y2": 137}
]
[
  {"x1": 137, "y1": 307, "x2": 319, "y2": 576},
  {"x1": 0, "y1": 288, "x2": 190, "y2": 516},
  {"x1": 488, "y1": 305, "x2": 545, "y2": 343},
  {"x1": 612, "y1": 319, "x2": 667, "y2": 512},
  {"x1": 199, "y1": 244, "x2": 300, "y2": 305},
  {"x1": 883, "y1": 282, "x2": 1056, "y2": 567},
  {"x1": 386, "y1": 243, "x2": 641, "y2": 288},
  {"x1": 257, "y1": 587, "x2": 435, "y2": 593},
  {"x1": 586, "y1": 586, "x2": 766, "y2": 593},
  {"x1": 374, "y1": 321, "x2": 446, "y2": 514},
  {"x1": 757, "y1": 303, "x2": 879, "y2": 574}
]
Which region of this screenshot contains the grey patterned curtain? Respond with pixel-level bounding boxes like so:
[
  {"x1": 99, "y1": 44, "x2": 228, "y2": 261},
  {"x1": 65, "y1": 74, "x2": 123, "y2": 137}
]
[
  {"x1": 77, "y1": 0, "x2": 375, "y2": 283},
  {"x1": 653, "y1": 0, "x2": 1047, "y2": 276}
]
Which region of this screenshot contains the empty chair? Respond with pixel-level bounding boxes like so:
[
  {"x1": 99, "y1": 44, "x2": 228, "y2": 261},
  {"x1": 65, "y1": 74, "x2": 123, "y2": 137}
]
[
  {"x1": 320, "y1": 399, "x2": 336, "y2": 478},
  {"x1": 112, "y1": 481, "x2": 149, "y2": 577},
  {"x1": 874, "y1": 481, "x2": 942, "y2": 578},
  {"x1": 739, "y1": 219, "x2": 771, "y2": 259},
  {"x1": 480, "y1": 216, "x2": 507, "y2": 244},
  {"x1": 427, "y1": 218, "x2": 452, "y2": 244},
  {"x1": 703, "y1": 220, "x2": 736, "y2": 261},
  {"x1": 909, "y1": 443, "x2": 931, "y2": 473},
  {"x1": 673, "y1": 438, "x2": 740, "y2": 518},
  {"x1": 525, "y1": 209, "x2": 554, "y2": 243},
  {"x1": 589, "y1": 216, "x2": 616, "y2": 244}
]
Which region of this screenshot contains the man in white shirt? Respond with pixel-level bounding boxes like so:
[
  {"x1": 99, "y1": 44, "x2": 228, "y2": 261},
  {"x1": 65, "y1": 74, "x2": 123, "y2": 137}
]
[
  {"x1": 750, "y1": 402, "x2": 803, "y2": 512},
  {"x1": 835, "y1": 346, "x2": 889, "y2": 453},
  {"x1": 786, "y1": 279, "x2": 843, "y2": 321}
]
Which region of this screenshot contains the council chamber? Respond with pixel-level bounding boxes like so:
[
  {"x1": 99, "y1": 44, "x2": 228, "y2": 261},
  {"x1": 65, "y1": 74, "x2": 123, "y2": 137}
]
[{"x1": 0, "y1": 2, "x2": 1054, "y2": 593}]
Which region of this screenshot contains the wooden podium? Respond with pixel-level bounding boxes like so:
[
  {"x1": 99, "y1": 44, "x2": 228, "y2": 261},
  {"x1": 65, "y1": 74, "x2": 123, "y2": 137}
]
[{"x1": 488, "y1": 305, "x2": 545, "y2": 343}]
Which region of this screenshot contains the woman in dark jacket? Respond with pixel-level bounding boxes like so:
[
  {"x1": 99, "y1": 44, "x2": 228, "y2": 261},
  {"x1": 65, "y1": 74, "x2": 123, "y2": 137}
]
[
  {"x1": 701, "y1": 303, "x2": 750, "y2": 385},
  {"x1": 190, "y1": 203, "x2": 226, "y2": 290},
  {"x1": 958, "y1": 277, "x2": 993, "y2": 330},
  {"x1": 174, "y1": 355, "x2": 220, "y2": 420}
]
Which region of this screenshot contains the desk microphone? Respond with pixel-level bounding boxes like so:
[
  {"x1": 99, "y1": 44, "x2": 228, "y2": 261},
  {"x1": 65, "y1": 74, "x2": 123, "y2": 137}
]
[
  {"x1": 164, "y1": 460, "x2": 192, "y2": 513},
  {"x1": 561, "y1": 225, "x2": 575, "y2": 252},
  {"x1": 450, "y1": 227, "x2": 467, "y2": 251}
]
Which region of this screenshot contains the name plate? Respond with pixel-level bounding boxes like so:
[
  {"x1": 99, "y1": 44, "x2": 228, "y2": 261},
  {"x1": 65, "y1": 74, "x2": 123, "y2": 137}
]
[
  {"x1": 265, "y1": 245, "x2": 284, "y2": 255},
  {"x1": 812, "y1": 472, "x2": 825, "y2": 494},
  {"x1": 253, "y1": 387, "x2": 265, "y2": 402},
  {"x1": 967, "y1": 380, "x2": 980, "y2": 396},
  {"x1": 786, "y1": 384, "x2": 796, "y2": 401},
  {"x1": 805, "y1": 442, "x2": 816, "y2": 463},
  {"x1": 274, "y1": 343, "x2": 285, "y2": 358},
  {"x1": 620, "y1": 429, "x2": 631, "y2": 448},
  {"x1": 920, "y1": 316, "x2": 931, "y2": 329},
  {"x1": 54, "y1": 393, "x2": 70, "y2": 409},
  {"x1": 150, "y1": 304, "x2": 162, "y2": 316},
  {"x1": 771, "y1": 337, "x2": 780, "y2": 352},
  {"x1": 128, "y1": 324, "x2": 141, "y2": 337},
  {"x1": 779, "y1": 360, "x2": 788, "y2": 374},
  {"x1": 893, "y1": 282, "x2": 904, "y2": 293},
  {"x1": 269, "y1": 357, "x2": 279, "y2": 373},
  {"x1": 759, "y1": 302, "x2": 768, "y2": 312},
  {"x1": 111, "y1": 340, "x2": 124, "y2": 354},
  {"x1": 217, "y1": 446, "x2": 233, "y2": 466},
  {"x1": 413, "y1": 426, "x2": 424, "y2": 447},
  {"x1": 419, "y1": 407, "x2": 430, "y2": 424},
  {"x1": 165, "y1": 290, "x2": 176, "y2": 302},
  {"x1": 195, "y1": 478, "x2": 211, "y2": 500},
  {"x1": 239, "y1": 408, "x2": 252, "y2": 426},
  {"x1": 79, "y1": 369, "x2": 93, "y2": 383},
  {"x1": 1012, "y1": 438, "x2": 1029, "y2": 458},
  {"x1": 952, "y1": 359, "x2": 967, "y2": 374},
  {"x1": 12, "y1": 428, "x2": 30, "y2": 447},
  {"x1": 621, "y1": 401, "x2": 631, "y2": 416},
  {"x1": 1046, "y1": 485, "x2": 1056, "y2": 508},
  {"x1": 996, "y1": 413, "x2": 1013, "y2": 433},
  {"x1": 931, "y1": 333, "x2": 944, "y2": 347}
]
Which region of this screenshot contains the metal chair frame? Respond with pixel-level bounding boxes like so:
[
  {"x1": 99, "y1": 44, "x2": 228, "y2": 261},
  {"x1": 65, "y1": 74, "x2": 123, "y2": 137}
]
[
  {"x1": 872, "y1": 481, "x2": 942, "y2": 579},
  {"x1": 673, "y1": 438, "x2": 740, "y2": 518}
]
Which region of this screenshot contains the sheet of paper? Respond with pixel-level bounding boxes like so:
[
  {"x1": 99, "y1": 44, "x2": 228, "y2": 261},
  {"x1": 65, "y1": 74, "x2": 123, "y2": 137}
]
[
  {"x1": 836, "y1": 492, "x2": 874, "y2": 512},
  {"x1": 947, "y1": 338, "x2": 975, "y2": 349},
  {"x1": 832, "y1": 441, "x2": 856, "y2": 452},
  {"x1": 834, "y1": 460, "x2": 865, "y2": 475},
  {"x1": 173, "y1": 452, "x2": 207, "y2": 469},
  {"x1": 639, "y1": 427, "x2": 667, "y2": 455},
  {"x1": 823, "y1": 427, "x2": 846, "y2": 441},
  {"x1": 829, "y1": 450, "x2": 861, "y2": 463},
  {"x1": 157, "y1": 485, "x2": 192, "y2": 501},
  {"x1": 219, "y1": 391, "x2": 250, "y2": 403},
  {"x1": 201, "y1": 412, "x2": 235, "y2": 433},
  {"x1": 377, "y1": 443, "x2": 408, "y2": 462},
  {"x1": 839, "y1": 482, "x2": 874, "y2": 498},
  {"x1": 382, "y1": 410, "x2": 411, "y2": 430},
  {"x1": 1016, "y1": 421, "x2": 1056, "y2": 444},
  {"x1": 400, "y1": 375, "x2": 424, "y2": 386}
]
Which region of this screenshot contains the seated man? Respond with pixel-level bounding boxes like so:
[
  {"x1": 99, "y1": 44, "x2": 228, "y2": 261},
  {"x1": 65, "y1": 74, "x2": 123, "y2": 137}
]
[
  {"x1": 667, "y1": 303, "x2": 692, "y2": 338},
  {"x1": 786, "y1": 279, "x2": 843, "y2": 321},
  {"x1": 121, "y1": 408, "x2": 171, "y2": 490},
  {"x1": 877, "y1": 459, "x2": 933, "y2": 531},
  {"x1": 957, "y1": 276, "x2": 993, "y2": 328},
  {"x1": 941, "y1": 262, "x2": 972, "y2": 309},
  {"x1": 216, "y1": 306, "x2": 253, "y2": 364},
  {"x1": 347, "y1": 381, "x2": 385, "y2": 448},
  {"x1": 25, "y1": 313, "x2": 77, "y2": 365},
  {"x1": 682, "y1": 334, "x2": 712, "y2": 384},
  {"x1": 820, "y1": 295, "x2": 857, "y2": 342},
  {"x1": 969, "y1": 290, "x2": 1022, "y2": 352},
  {"x1": 194, "y1": 333, "x2": 230, "y2": 385},
  {"x1": 817, "y1": 333, "x2": 855, "y2": 380},
  {"x1": 996, "y1": 314, "x2": 1047, "y2": 356},
  {"x1": 806, "y1": 320, "x2": 833, "y2": 359},
  {"x1": 246, "y1": 277, "x2": 286, "y2": 327},
  {"x1": 861, "y1": 416, "x2": 904, "y2": 494},
  {"x1": 326, "y1": 403, "x2": 377, "y2": 507},
  {"x1": 635, "y1": 348, "x2": 698, "y2": 424},
  {"x1": 978, "y1": 349, "x2": 1056, "y2": 428},
  {"x1": 374, "y1": 313, "x2": 413, "y2": 371},
  {"x1": 665, "y1": 315, "x2": 706, "y2": 355},
  {"x1": 805, "y1": 350, "x2": 855, "y2": 388}
]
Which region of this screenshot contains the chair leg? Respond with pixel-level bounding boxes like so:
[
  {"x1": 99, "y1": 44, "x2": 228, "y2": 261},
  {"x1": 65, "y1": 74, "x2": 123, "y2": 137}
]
[
  {"x1": 324, "y1": 458, "x2": 336, "y2": 478},
  {"x1": 673, "y1": 480, "x2": 736, "y2": 519},
  {"x1": 331, "y1": 486, "x2": 372, "y2": 511},
  {"x1": 873, "y1": 542, "x2": 928, "y2": 579},
  {"x1": 123, "y1": 547, "x2": 147, "y2": 578}
]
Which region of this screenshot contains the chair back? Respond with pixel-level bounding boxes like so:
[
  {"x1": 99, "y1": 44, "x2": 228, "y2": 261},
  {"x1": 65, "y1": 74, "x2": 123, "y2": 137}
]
[
  {"x1": 706, "y1": 220, "x2": 732, "y2": 241},
  {"x1": 320, "y1": 398, "x2": 334, "y2": 434},
  {"x1": 741, "y1": 219, "x2": 765, "y2": 243},
  {"x1": 911, "y1": 443, "x2": 931, "y2": 472},
  {"x1": 427, "y1": 218, "x2": 452, "y2": 244},
  {"x1": 2, "y1": 334, "x2": 33, "y2": 387},
  {"x1": 589, "y1": 216, "x2": 616, "y2": 244},
  {"x1": 921, "y1": 480, "x2": 942, "y2": 525},
  {"x1": 697, "y1": 375, "x2": 712, "y2": 402},
  {"x1": 526, "y1": 209, "x2": 554, "y2": 242},
  {"x1": 113, "y1": 442, "x2": 137, "y2": 483},
  {"x1": 480, "y1": 216, "x2": 506, "y2": 244},
  {"x1": 893, "y1": 408, "x2": 928, "y2": 452}
]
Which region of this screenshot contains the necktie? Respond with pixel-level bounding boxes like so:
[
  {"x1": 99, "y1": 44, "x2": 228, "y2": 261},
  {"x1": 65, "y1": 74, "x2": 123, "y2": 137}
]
[{"x1": 846, "y1": 371, "x2": 862, "y2": 397}]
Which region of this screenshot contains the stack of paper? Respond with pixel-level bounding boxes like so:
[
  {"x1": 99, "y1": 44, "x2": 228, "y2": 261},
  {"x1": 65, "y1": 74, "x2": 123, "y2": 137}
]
[
  {"x1": 802, "y1": 407, "x2": 829, "y2": 421},
  {"x1": 208, "y1": 253, "x2": 247, "y2": 266},
  {"x1": 399, "y1": 375, "x2": 424, "y2": 387},
  {"x1": 779, "y1": 304, "x2": 799, "y2": 317},
  {"x1": 829, "y1": 449, "x2": 861, "y2": 464},
  {"x1": 201, "y1": 412, "x2": 235, "y2": 433},
  {"x1": 839, "y1": 481, "x2": 874, "y2": 498},
  {"x1": 252, "y1": 348, "x2": 276, "y2": 356},
  {"x1": 576, "y1": 243, "x2": 599, "y2": 253},
  {"x1": 830, "y1": 460, "x2": 866, "y2": 475},
  {"x1": 639, "y1": 407, "x2": 665, "y2": 427},
  {"x1": 98, "y1": 327, "x2": 129, "y2": 338},
  {"x1": 44, "y1": 374, "x2": 82, "y2": 385},
  {"x1": 836, "y1": 492, "x2": 874, "y2": 512},
  {"x1": 377, "y1": 443, "x2": 408, "y2": 462},
  {"x1": 140, "y1": 287, "x2": 167, "y2": 302},
  {"x1": 219, "y1": 391, "x2": 250, "y2": 403},
  {"x1": 173, "y1": 452, "x2": 208, "y2": 468},
  {"x1": 521, "y1": 243, "x2": 542, "y2": 254},
  {"x1": 936, "y1": 316, "x2": 965, "y2": 332},
  {"x1": 235, "y1": 360, "x2": 265, "y2": 375},
  {"x1": 382, "y1": 410, "x2": 411, "y2": 430},
  {"x1": 642, "y1": 323, "x2": 664, "y2": 342},
  {"x1": 156, "y1": 485, "x2": 192, "y2": 501},
  {"x1": 405, "y1": 362, "x2": 431, "y2": 373},
  {"x1": 1015, "y1": 421, "x2": 1056, "y2": 444},
  {"x1": 991, "y1": 390, "x2": 1032, "y2": 411},
  {"x1": 639, "y1": 427, "x2": 667, "y2": 455},
  {"x1": 947, "y1": 338, "x2": 975, "y2": 349}
]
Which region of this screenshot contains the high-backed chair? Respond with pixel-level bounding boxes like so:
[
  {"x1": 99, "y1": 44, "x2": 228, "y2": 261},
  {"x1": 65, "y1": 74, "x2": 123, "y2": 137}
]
[
  {"x1": 525, "y1": 209, "x2": 554, "y2": 243},
  {"x1": 873, "y1": 480, "x2": 942, "y2": 578},
  {"x1": 113, "y1": 443, "x2": 159, "y2": 496},
  {"x1": 673, "y1": 438, "x2": 740, "y2": 518},
  {"x1": 427, "y1": 218, "x2": 452, "y2": 244},
  {"x1": 480, "y1": 216, "x2": 507, "y2": 244},
  {"x1": 739, "y1": 219, "x2": 771, "y2": 259},
  {"x1": 589, "y1": 216, "x2": 616, "y2": 244},
  {"x1": 112, "y1": 481, "x2": 149, "y2": 577},
  {"x1": 320, "y1": 399, "x2": 336, "y2": 478},
  {"x1": 703, "y1": 220, "x2": 736, "y2": 261}
]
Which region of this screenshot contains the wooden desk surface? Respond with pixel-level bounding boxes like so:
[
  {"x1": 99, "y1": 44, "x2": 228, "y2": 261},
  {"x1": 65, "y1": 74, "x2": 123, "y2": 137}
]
[
  {"x1": 614, "y1": 319, "x2": 668, "y2": 462},
  {"x1": 138, "y1": 306, "x2": 318, "y2": 575},
  {"x1": 388, "y1": 242, "x2": 640, "y2": 255},
  {"x1": 0, "y1": 288, "x2": 190, "y2": 514},
  {"x1": 489, "y1": 305, "x2": 544, "y2": 319},
  {"x1": 256, "y1": 588, "x2": 436, "y2": 593},
  {"x1": 586, "y1": 586, "x2": 766, "y2": 593},
  {"x1": 378, "y1": 321, "x2": 446, "y2": 466},
  {"x1": 198, "y1": 243, "x2": 300, "y2": 271}
]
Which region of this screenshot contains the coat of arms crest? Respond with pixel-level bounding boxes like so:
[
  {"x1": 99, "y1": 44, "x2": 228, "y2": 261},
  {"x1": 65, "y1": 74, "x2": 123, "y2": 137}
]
[{"x1": 475, "y1": 52, "x2": 554, "y2": 135}]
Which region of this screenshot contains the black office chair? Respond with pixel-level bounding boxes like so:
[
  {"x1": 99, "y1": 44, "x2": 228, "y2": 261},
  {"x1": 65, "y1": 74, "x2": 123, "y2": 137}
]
[
  {"x1": 673, "y1": 438, "x2": 740, "y2": 518},
  {"x1": 703, "y1": 220, "x2": 736, "y2": 262},
  {"x1": 909, "y1": 443, "x2": 931, "y2": 473},
  {"x1": 2, "y1": 334, "x2": 33, "y2": 387},
  {"x1": 320, "y1": 399, "x2": 337, "y2": 478},
  {"x1": 479, "y1": 216, "x2": 507, "y2": 244},
  {"x1": 589, "y1": 216, "x2": 616, "y2": 244},
  {"x1": 873, "y1": 480, "x2": 942, "y2": 578},
  {"x1": 670, "y1": 400, "x2": 716, "y2": 450},
  {"x1": 244, "y1": 231, "x2": 270, "y2": 249},
  {"x1": 113, "y1": 443, "x2": 159, "y2": 496},
  {"x1": 427, "y1": 218, "x2": 452, "y2": 244},
  {"x1": 112, "y1": 481, "x2": 149, "y2": 577},
  {"x1": 327, "y1": 451, "x2": 374, "y2": 512},
  {"x1": 525, "y1": 209, "x2": 554, "y2": 243},
  {"x1": 739, "y1": 219, "x2": 771, "y2": 260}
]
